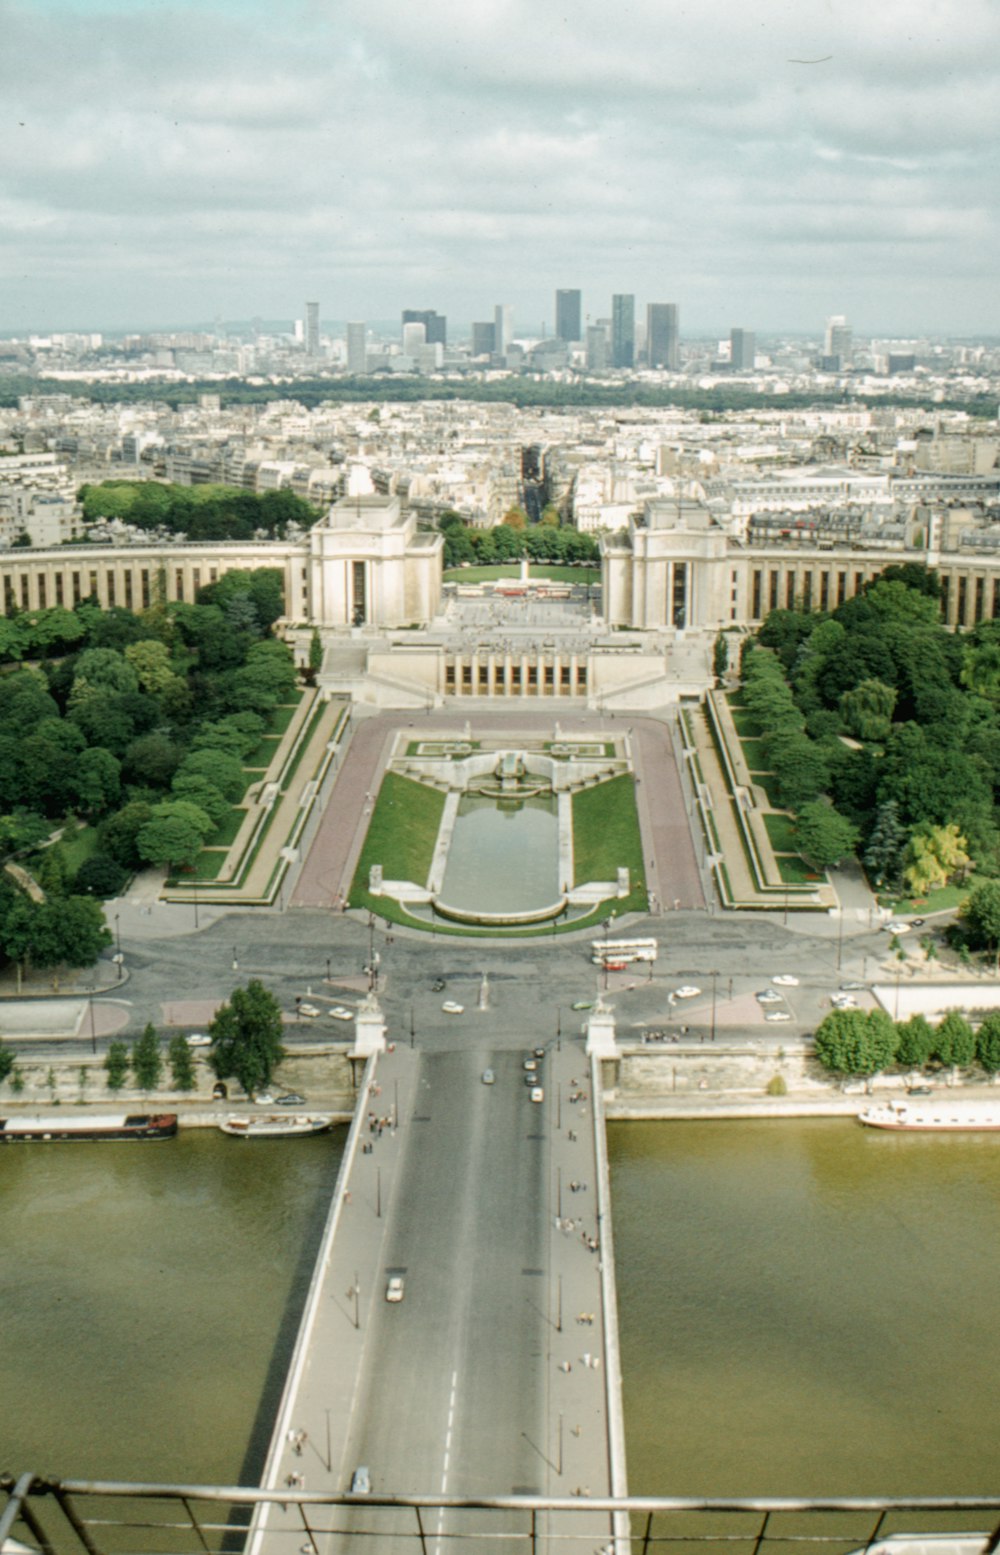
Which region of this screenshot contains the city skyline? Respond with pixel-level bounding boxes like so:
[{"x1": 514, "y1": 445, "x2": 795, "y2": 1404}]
[{"x1": 2, "y1": 0, "x2": 999, "y2": 335}]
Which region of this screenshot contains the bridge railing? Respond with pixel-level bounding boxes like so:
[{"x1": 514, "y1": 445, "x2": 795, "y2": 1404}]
[{"x1": 3, "y1": 1476, "x2": 999, "y2": 1555}]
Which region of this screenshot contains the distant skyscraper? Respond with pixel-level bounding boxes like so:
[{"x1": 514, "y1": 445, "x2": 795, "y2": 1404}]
[
  {"x1": 402, "y1": 321, "x2": 426, "y2": 357},
  {"x1": 472, "y1": 321, "x2": 496, "y2": 356},
  {"x1": 494, "y1": 304, "x2": 513, "y2": 357},
  {"x1": 611, "y1": 294, "x2": 635, "y2": 368},
  {"x1": 646, "y1": 303, "x2": 679, "y2": 369},
  {"x1": 824, "y1": 315, "x2": 852, "y2": 366},
  {"x1": 730, "y1": 327, "x2": 755, "y2": 371},
  {"x1": 402, "y1": 309, "x2": 446, "y2": 346},
  {"x1": 347, "y1": 322, "x2": 367, "y2": 375},
  {"x1": 305, "y1": 301, "x2": 320, "y2": 356},
  {"x1": 555, "y1": 289, "x2": 582, "y2": 343},
  {"x1": 586, "y1": 323, "x2": 610, "y2": 371}
]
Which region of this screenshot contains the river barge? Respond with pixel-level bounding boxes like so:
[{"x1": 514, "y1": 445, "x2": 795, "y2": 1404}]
[
  {"x1": 219, "y1": 1114, "x2": 333, "y2": 1138},
  {"x1": 0, "y1": 1113, "x2": 178, "y2": 1142},
  {"x1": 859, "y1": 1099, "x2": 1000, "y2": 1132}
]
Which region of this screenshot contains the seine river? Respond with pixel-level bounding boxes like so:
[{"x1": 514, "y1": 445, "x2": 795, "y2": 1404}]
[{"x1": 3, "y1": 1119, "x2": 1000, "y2": 1495}]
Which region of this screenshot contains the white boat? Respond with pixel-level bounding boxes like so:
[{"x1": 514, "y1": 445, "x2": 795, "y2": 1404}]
[
  {"x1": 859, "y1": 1099, "x2": 1000, "y2": 1132},
  {"x1": 219, "y1": 1114, "x2": 333, "y2": 1138}
]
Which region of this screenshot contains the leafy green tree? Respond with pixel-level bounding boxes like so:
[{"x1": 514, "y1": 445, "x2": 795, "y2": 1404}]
[
  {"x1": 3, "y1": 894, "x2": 111, "y2": 972},
  {"x1": 176, "y1": 748, "x2": 245, "y2": 803},
  {"x1": 74, "y1": 853, "x2": 129, "y2": 899},
  {"x1": 167, "y1": 1033, "x2": 196, "y2": 1091},
  {"x1": 132, "y1": 1023, "x2": 163, "y2": 1091},
  {"x1": 105, "y1": 1040, "x2": 130, "y2": 1091},
  {"x1": 0, "y1": 1043, "x2": 13, "y2": 1084},
  {"x1": 124, "y1": 638, "x2": 182, "y2": 695},
  {"x1": 895, "y1": 1014, "x2": 935, "y2": 1068},
  {"x1": 72, "y1": 747, "x2": 122, "y2": 816},
  {"x1": 765, "y1": 731, "x2": 829, "y2": 809},
  {"x1": 713, "y1": 633, "x2": 729, "y2": 680},
  {"x1": 975, "y1": 1012, "x2": 1000, "y2": 1076},
  {"x1": 813, "y1": 1008, "x2": 898, "y2": 1078},
  {"x1": 170, "y1": 773, "x2": 230, "y2": 827},
  {"x1": 902, "y1": 823, "x2": 970, "y2": 899},
  {"x1": 960, "y1": 880, "x2": 1000, "y2": 967},
  {"x1": 794, "y1": 801, "x2": 859, "y2": 870},
  {"x1": 136, "y1": 800, "x2": 213, "y2": 869},
  {"x1": 209, "y1": 979, "x2": 285, "y2": 1097},
  {"x1": 123, "y1": 731, "x2": 183, "y2": 789},
  {"x1": 934, "y1": 1012, "x2": 976, "y2": 1070},
  {"x1": 840, "y1": 678, "x2": 897, "y2": 742},
  {"x1": 68, "y1": 648, "x2": 140, "y2": 709},
  {"x1": 305, "y1": 628, "x2": 323, "y2": 685},
  {"x1": 0, "y1": 809, "x2": 51, "y2": 859},
  {"x1": 98, "y1": 800, "x2": 154, "y2": 870},
  {"x1": 231, "y1": 641, "x2": 297, "y2": 712}
]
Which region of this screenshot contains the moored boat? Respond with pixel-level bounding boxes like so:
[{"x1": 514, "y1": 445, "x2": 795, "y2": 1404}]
[
  {"x1": 0, "y1": 1113, "x2": 178, "y2": 1142},
  {"x1": 219, "y1": 1113, "x2": 333, "y2": 1138},
  {"x1": 859, "y1": 1099, "x2": 1000, "y2": 1132}
]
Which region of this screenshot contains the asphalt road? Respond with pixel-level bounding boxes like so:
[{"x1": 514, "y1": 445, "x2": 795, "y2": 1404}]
[{"x1": 339, "y1": 1046, "x2": 549, "y2": 1501}]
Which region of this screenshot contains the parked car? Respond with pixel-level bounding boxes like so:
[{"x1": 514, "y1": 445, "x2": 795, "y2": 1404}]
[
  {"x1": 756, "y1": 989, "x2": 783, "y2": 1004},
  {"x1": 253, "y1": 1091, "x2": 276, "y2": 1105},
  {"x1": 523, "y1": 1057, "x2": 538, "y2": 1071},
  {"x1": 674, "y1": 986, "x2": 701, "y2": 999},
  {"x1": 442, "y1": 1000, "x2": 464, "y2": 1014},
  {"x1": 764, "y1": 1011, "x2": 792, "y2": 1023},
  {"x1": 186, "y1": 1032, "x2": 211, "y2": 1047},
  {"x1": 482, "y1": 1069, "x2": 495, "y2": 1085},
  {"x1": 298, "y1": 1002, "x2": 320, "y2": 1017},
  {"x1": 350, "y1": 1467, "x2": 371, "y2": 1495},
  {"x1": 831, "y1": 994, "x2": 857, "y2": 1009},
  {"x1": 772, "y1": 975, "x2": 800, "y2": 987},
  {"x1": 883, "y1": 920, "x2": 911, "y2": 935},
  {"x1": 385, "y1": 1275, "x2": 405, "y2": 1303},
  {"x1": 329, "y1": 1006, "x2": 353, "y2": 1021},
  {"x1": 530, "y1": 1087, "x2": 544, "y2": 1103},
  {"x1": 276, "y1": 1093, "x2": 306, "y2": 1107},
  {"x1": 431, "y1": 979, "x2": 446, "y2": 992},
  {"x1": 571, "y1": 1000, "x2": 593, "y2": 1011}
]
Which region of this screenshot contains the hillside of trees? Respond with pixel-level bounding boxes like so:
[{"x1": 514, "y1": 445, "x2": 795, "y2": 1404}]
[{"x1": 78, "y1": 481, "x2": 318, "y2": 541}]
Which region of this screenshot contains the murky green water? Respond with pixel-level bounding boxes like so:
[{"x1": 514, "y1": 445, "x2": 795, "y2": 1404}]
[
  {"x1": 439, "y1": 794, "x2": 559, "y2": 913},
  {"x1": 608, "y1": 1118, "x2": 1000, "y2": 1496},
  {"x1": 0, "y1": 1128, "x2": 344, "y2": 1483},
  {"x1": 4, "y1": 1119, "x2": 999, "y2": 1497}
]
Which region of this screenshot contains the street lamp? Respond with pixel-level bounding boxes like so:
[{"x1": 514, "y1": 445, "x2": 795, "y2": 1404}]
[
  {"x1": 710, "y1": 970, "x2": 718, "y2": 1043},
  {"x1": 232, "y1": 948, "x2": 239, "y2": 973},
  {"x1": 114, "y1": 914, "x2": 121, "y2": 957}
]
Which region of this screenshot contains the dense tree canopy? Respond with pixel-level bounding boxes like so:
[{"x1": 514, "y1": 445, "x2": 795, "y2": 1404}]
[{"x1": 209, "y1": 980, "x2": 286, "y2": 1097}]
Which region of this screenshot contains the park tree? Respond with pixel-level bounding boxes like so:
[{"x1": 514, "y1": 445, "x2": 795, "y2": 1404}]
[
  {"x1": 105, "y1": 1040, "x2": 130, "y2": 1091},
  {"x1": 840, "y1": 678, "x2": 897, "y2": 743},
  {"x1": 0, "y1": 1042, "x2": 13, "y2": 1085},
  {"x1": 975, "y1": 1012, "x2": 1000, "y2": 1077},
  {"x1": 124, "y1": 639, "x2": 183, "y2": 696},
  {"x1": 123, "y1": 731, "x2": 183, "y2": 789},
  {"x1": 959, "y1": 880, "x2": 1000, "y2": 967},
  {"x1": 170, "y1": 773, "x2": 230, "y2": 827},
  {"x1": 3, "y1": 895, "x2": 111, "y2": 975},
  {"x1": 167, "y1": 1033, "x2": 196, "y2": 1091},
  {"x1": 74, "y1": 853, "x2": 129, "y2": 899},
  {"x1": 813, "y1": 1008, "x2": 899, "y2": 1079},
  {"x1": 98, "y1": 800, "x2": 154, "y2": 870},
  {"x1": 68, "y1": 648, "x2": 140, "y2": 709},
  {"x1": 305, "y1": 628, "x2": 323, "y2": 685},
  {"x1": 176, "y1": 747, "x2": 245, "y2": 803},
  {"x1": 231, "y1": 641, "x2": 297, "y2": 712},
  {"x1": 863, "y1": 800, "x2": 906, "y2": 890},
  {"x1": 713, "y1": 633, "x2": 729, "y2": 680},
  {"x1": 794, "y1": 801, "x2": 859, "y2": 870},
  {"x1": 902, "y1": 824, "x2": 970, "y2": 900},
  {"x1": 934, "y1": 1012, "x2": 976, "y2": 1071},
  {"x1": 209, "y1": 979, "x2": 285, "y2": 1097},
  {"x1": 137, "y1": 800, "x2": 213, "y2": 870},
  {"x1": 132, "y1": 1022, "x2": 163, "y2": 1091},
  {"x1": 894, "y1": 1014, "x2": 935, "y2": 1069},
  {"x1": 72, "y1": 747, "x2": 122, "y2": 817},
  {"x1": 765, "y1": 731, "x2": 829, "y2": 810}
]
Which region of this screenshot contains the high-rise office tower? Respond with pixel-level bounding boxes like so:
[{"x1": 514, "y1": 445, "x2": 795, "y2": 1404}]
[
  {"x1": 402, "y1": 321, "x2": 426, "y2": 356},
  {"x1": 611, "y1": 295, "x2": 635, "y2": 369},
  {"x1": 586, "y1": 323, "x2": 610, "y2": 370},
  {"x1": 730, "y1": 327, "x2": 755, "y2": 371},
  {"x1": 472, "y1": 321, "x2": 496, "y2": 356},
  {"x1": 402, "y1": 309, "x2": 446, "y2": 346},
  {"x1": 346, "y1": 322, "x2": 367, "y2": 375},
  {"x1": 305, "y1": 301, "x2": 320, "y2": 356},
  {"x1": 494, "y1": 304, "x2": 513, "y2": 357},
  {"x1": 646, "y1": 303, "x2": 679, "y2": 369},
  {"x1": 555, "y1": 289, "x2": 582, "y2": 342},
  {"x1": 824, "y1": 315, "x2": 852, "y2": 366}
]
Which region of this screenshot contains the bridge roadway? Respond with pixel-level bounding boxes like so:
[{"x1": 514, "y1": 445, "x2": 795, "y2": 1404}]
[{"x1": 253, "y1": 1030, "x2": 626, "y2": 1553}]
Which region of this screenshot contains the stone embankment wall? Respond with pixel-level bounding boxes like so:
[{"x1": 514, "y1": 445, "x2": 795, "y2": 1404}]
[
  {"x1": 2, "y1": 1044, "x2": 359, "y2": 1113},
  {"x1": 614, "y1": 1039, "x2": 823, "y2": 1101}
]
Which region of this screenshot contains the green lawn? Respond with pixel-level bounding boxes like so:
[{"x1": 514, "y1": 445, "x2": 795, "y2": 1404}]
[
  {"x1": 444, "y1": 565, "x2": 599, "y2": 584},
  {"x1": 572, "y1": 774, "x2": 647, "y2": 913},
  {"x1": 244, "y1": 735, "x2": 280, "y2": 769},
  {"x1": 171, "y1": 850, "x2": 228, "y2": 884},
  {"x1": 763, "y1": 812, "x2": 799, "y2": 853},
  {"x1": 740, "y1": 738, "x2": 770, "y2": 772},
  {"x1": 776, "y1": 855, "x2": 825, "y2": 885},
  {"x1": 752, "y1": 773, "x2": 784, "y2": 808},
  {"x1": 206, "y1": 810, "x2": 245, "y2": 847},
  {"x1": 59, "y1": 823, "x2": 100, "y2": 875},
  {"x1": 349, "y1": 773, "x2": 447, "y2": 909},
  {"x1": 882, "y1": 874, "x2": 990, "y2": 916},
  {"x1": 267, "y1": 699, "x2": 302, "y2": 736},
  {"x1": 730, "y1": 709, "x2": 763, "y2": 738}
]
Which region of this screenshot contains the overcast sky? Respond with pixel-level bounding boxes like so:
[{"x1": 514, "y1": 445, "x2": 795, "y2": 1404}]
[{"x1": 2, "y1": 0, "x2": 998, "y2": 337}]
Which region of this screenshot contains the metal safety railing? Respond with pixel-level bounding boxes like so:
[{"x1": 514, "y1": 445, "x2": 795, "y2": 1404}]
[{"x1": 3, "y1": 1478, "x2": 1000, "y2": 1555}]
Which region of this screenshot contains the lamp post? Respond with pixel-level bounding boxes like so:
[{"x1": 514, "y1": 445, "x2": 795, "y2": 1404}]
[
  {"x1": 114, "y1": 914, "x2": 121, "y2": 957},
  {"x1": 192, "y1": 876, "x2": 199, "y2": 931},
  {"x1": 232, "y1": 949, "x2": 239, "y2": 973},
  {"x1": 710, "y1": 970, "x2": 718, "y2": 1043},
  {"x1": 326, "y1": 957, "x2": 331, "y2": 984},
  {"x1": 89, "y1": 995, "x2": 97, "y2": 1056}
]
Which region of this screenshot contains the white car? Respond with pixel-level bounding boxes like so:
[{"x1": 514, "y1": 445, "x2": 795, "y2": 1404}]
[
  {"x1": 764, "y1": 1010, "x2": 792, "y2": 1022},
  {"x1": 674, "y1": 986, "x2": 701, "y2": 999},
  {"x1": 329, "y1": 1006, "x2": 353, "y2": 1022},
  {"x1": 185, "y1": 1032, "x2": 211, "y2": 1047},
  {"x1": 298, "y1": 1002, "x2": 320, "y2": 1018},
  {"x1": 530, "y1": 1086, "x2": 544, "y2": 1103},
  {"x1": 442, "y1": 1000, "x2": 464, "y2": 1015},
  {"x1": 883, "y1": 920, "x2": 911, "y2": 935},
  {"x1": 482, "y1": 1069, "x2": 496, "y2": 1085},
  {"x1": 385, "y1": 1275, "x2": 405, "y2": 1303},
  {"x1": 772, "y1": 975, "x2": 800, "y2": 987},
  {"x1": 253, "y1": 1091, "x2": 276, "y2": 1105},
  {"x1": 756, "y1": 989, "x2": 783, "y2": 1004},
  {"x1": 831, "y1": 994, "x2": 857, "y2": 1009}
]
